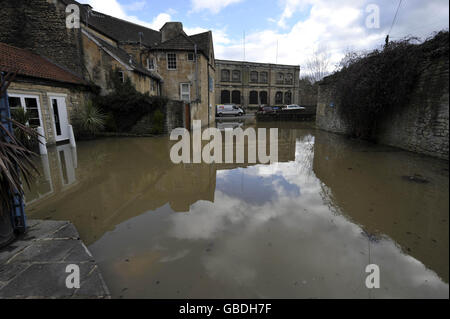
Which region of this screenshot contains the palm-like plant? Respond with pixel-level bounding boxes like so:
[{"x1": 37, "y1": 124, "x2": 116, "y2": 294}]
[
  {"x1": 0, "y1": 72, "x2": 38, "y2": 244},
  {"x1": 71, "y1": 100, "x2": 106, "y2": 138}
]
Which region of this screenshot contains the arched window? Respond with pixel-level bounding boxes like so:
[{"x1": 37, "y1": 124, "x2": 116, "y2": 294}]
[
  {"x1": 260, "y1": 72, "x2": 268, "y2": 83},
  {"x1": 259, "y1": 91, "x2": 268, "y2": 105},
  {"x1": 232, "y1": 70, "x2": 241, "y2": 82},
  {"x1": 249, "y1": 91, "x2": 258, "y2": 104},
  {"x1": 277, "y1": 73, "x2": 284, "y2": 84},
  {"x1": 285, "y1": 73, "x2": 293, "y2": 84},
  {"x1": 221, "y1": 90, "x2": 231, "y2": 104},
  {"x1": 275, "y1": 91, "x2": 283, "y2": 105},
  {"x1": 232, "y1": 90, "x2": 241, "y2": 104},
  {"x1": 221, "y1": 69, "x2": 230, "y2": 82},
  {"x1": 250, "y1": 71, "x2": 258, "y2": 83},
  {"x1": 284, "y1": 92, "x2": 292, "y2": 104}
]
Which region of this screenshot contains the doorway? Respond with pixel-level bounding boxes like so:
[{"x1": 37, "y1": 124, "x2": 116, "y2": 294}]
[{"x1": 49, "y1": 95, "x2": 69, "y2": 142}]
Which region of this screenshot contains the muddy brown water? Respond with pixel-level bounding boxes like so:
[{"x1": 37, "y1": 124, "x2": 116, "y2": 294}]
[{"x1": 26, "y1": 121, "x2": 449, "y2": 298}]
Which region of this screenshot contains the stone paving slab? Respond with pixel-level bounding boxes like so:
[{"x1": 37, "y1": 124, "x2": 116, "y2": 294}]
[{"x1": 0, "y1": 220, "x2": 110, "y2": 299}]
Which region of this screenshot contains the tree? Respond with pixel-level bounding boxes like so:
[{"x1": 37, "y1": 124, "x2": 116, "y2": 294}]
[{"x1": 304, "y1": 46, "x2": 331, "y2": 83}]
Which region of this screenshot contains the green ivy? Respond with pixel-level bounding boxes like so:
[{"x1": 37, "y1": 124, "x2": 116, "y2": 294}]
[{"x1": 330, "y1": 31, "x2": 448, "y2": 140}]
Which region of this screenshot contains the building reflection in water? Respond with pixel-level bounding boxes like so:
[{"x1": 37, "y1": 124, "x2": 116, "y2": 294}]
[
  {"x1": 25, "y1": 122, "x2": 448, "y2": 298},
  {"x1": 26, "y1": 143, "x2": 78, "y2": 206}
]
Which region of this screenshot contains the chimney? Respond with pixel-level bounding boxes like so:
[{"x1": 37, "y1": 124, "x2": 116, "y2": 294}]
[{"x1": 160, "y1": 22, "x2": 183, "y2": 43}]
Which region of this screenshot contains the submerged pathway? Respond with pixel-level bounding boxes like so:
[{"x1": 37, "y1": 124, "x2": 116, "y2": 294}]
[{"x1": 0, "y1": 220, "x2": 110, "y2": 299}]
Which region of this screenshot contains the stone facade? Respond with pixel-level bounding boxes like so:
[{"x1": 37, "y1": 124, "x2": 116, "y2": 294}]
[
  {"x1": 149, "y1": 23, "x2": 216, "y2": 128},
  {"x1": 0, "y1": 0, "x2": 85, "y2": 78},
  {"x1": 81, "y1": 29, "x2": 161, "y2": 96},
  {"x1": 215, "y1": 60, "x2": 300, "y2": 109},
  {"x1": 316, "y1": 52, "x2": 449, "y2": 160}
]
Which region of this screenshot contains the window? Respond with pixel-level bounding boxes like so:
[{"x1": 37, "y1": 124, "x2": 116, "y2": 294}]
[
  {"x1": 221, "y1": 90, "x2": 230, "y2": 104},
  {"x1": 221, "y1": 69, "x2": 230, "y2": 82},
  {"x1": 275, "y1": 91, "x2": 283, "y2": 104},
  {"x1": 259, "y1": 91, "x2": 268, "y2": 105},
  {"x1": 277, "y1": 73, "x2": 284, "y2": 84},
  {"x1": 147, "y1": 57, "x2": 155, "y2": 70},
  {"x1": 250, "y1": 71, "x2": 258, "y2": 83},
  {"x1": 151, "y1": 79, "x2": 156, "y2": 92},
  {"x1": 285, "y1": 92, "x2": 292, "y2": 104},
  {"x1": 180, "y1": 83, "x2": 190, "y2": 102},
  {"x1": 187, "y1": 53, "x2": 195, "y2": 61},
  {"x1": 285, "y1": 73, "x2": 293, "y2": 85},
  {"x1": 167, "y1": 53, "x2": 177, "y2": 70},
  {"x1": 260, "y1": 72, "x2": 268, "y2": 83},
  {"x1": 249, "y1": 91, "x2": 258, "y2": 104},
  {"x1": 118, "y1": 70, "x2": 125, "y2": 83},
  {"x1": 232, "y1": 90, "x2": 241, "y2": 104},
  {"x1": 8, "y1": 96, "x2": 21, "y2": 111},
  {"x1": 7, "y1": 95, "x2": 42, "y2": 128},
  {"x1": 232, "y1": 70, "x2": 241, "y2": 82},
  {"x1": 209, "y1": 76, "x2": 214, "y2": 92}
]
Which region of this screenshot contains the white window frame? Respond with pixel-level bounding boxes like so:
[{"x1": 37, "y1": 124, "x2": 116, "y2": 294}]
[
  {"x1": 180, "y1": 83, "x2": 190, "y2": 102},
  {"x1": 118, "y1": 70, "x2": 125, "y2": 83},
  {"x1": 7, "y1": 93, "x2": 44, "y2": 129},
  {"x1": 167, "y1": 53, "x2": 177, "y2": 70},
  {"x1": 147, "y1": 57, "x2": 155, "y2": 70}
]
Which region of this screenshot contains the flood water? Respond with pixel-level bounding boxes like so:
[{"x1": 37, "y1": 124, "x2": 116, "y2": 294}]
[{"x1": 26, "y1": 120, "x2": 449, "y2": 298}]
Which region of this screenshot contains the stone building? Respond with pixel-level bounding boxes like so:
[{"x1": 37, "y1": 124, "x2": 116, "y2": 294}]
[
  {"x1": 0, "y1": 0, "x2": 216, "y2": 128},
  {"x1": 215, "y1": 60, "x2": 300, "y2": 110},
  {"x1": 149, "y1": 23, "x2": 216, "y2": 126},
  {"x1": 0, "y1": 43, "x2": 90, "y2": 145},
  {"x1": 57, "y1": 0, "x2": 216, "y2": 127}
]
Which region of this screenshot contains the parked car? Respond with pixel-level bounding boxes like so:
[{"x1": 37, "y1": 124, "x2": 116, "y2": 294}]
[
  {"x1": 271, "y1": 106, "x2": 282, "y2": 111},
  {"x1": 216, "y1": 121, "x2": 245, "y2": 131},
  {"x1": 282, "y1": 104, "x2": 306, "y2": 110},
  {"x1": 257, "y1": 106, "x2": 276, "y2": 114},
  {"x1": 216, "y1": 104, "x2": 245, "y2": 117}
]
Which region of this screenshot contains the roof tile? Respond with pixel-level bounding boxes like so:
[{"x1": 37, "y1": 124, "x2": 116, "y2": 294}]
[{"x1": 0, "y1": 43, "x2": 87, "y2": 85}]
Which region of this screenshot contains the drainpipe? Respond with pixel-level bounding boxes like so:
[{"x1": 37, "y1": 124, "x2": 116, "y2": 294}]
[{"x1": 194, "y1": 44, "x2": 199, "y2": 103}]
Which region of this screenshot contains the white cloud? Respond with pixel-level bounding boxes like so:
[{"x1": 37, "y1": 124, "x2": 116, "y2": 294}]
[
  {"x1": 191, "y1": 0, "x2": 244, "y2": 14},
  {"x1": 277, "y1": 0, "x2": 309, "y2": 29},
  {"x1": 214, "y1": 0, "x2": 449, "y2": 76},
  {"x1": 147, "y1": 13, "x2": 172, "y2": 30},
  {"x1": 122, "y1": 1, "x2": 146, "y2": 12}
]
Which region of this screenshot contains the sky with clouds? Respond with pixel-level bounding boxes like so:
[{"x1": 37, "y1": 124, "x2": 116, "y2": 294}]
[{"x1": 77, "y1": 0, "x2": 449, "y2": 73}]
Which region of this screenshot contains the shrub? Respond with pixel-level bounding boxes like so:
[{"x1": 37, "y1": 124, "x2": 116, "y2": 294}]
[
  {"x1": 71, "y1": 100, "x2": 106, "y2": 139},
  {"x1": 94, "y1": 68, "x2": 168, "y2": 132}
]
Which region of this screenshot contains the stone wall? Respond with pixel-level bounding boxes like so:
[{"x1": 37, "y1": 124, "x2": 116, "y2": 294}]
[
  {"x1": 165, "y1": 100, "x2": 185, "y2": 133},
  {"x1": 316, "y1": 52, "x2": 449, "y2": 160},
  {"x1": 299, "y1": 79, "x2": 318, "y2": 108},
  {"x1": 155, "y1": 51, "x2": 213, "y2": 128},
  {"x1": 0, "y1": 0, "x2": 85, "y2": 77}
]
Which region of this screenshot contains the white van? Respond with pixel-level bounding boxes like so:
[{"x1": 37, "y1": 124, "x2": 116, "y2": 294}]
[{"x1": 216, "y1": 104, "x2": 245, "y2": 117}]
